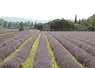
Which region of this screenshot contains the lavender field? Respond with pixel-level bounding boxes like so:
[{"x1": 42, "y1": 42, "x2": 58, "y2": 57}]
[{"x1": 0, "y1": 29, "x2": 95, "y2": 68}]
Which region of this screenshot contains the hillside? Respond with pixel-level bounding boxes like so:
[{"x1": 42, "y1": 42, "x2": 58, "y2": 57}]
[{"x1": 0, "y1": 17, "x2": 49, "y2": 23}]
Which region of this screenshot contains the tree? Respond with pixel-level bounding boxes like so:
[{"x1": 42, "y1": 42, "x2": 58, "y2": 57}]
[
  {"x1": 19, "y1": 21, "x2": 24, "y2": 31},
  {"x1": 74, "y1": 24, "x2": 81, "y2": 30},
  {"x1": 47, "y1": 18, "x2": 74, "y2": 31},
  {"x1": 74, "y1": 15, "x2": 77, "y2": 24},
  {"x1": 88, "y1": 25, "x2": 95, "y2": 31},
  {"x1": 78, "y1": 20, "x2": 81, "y2": 24},
  {"x1": 30, "y1": 22, "x2": 33, "y2": 29},
  {"x1": 36, "y1": 23, "x2": 43, "y2": 31},
  {"x1": 7, "y1": 22, "x2": 12, "y2": 28},
  {"x1": 87, "y1": 14, "x2": 95, "y2": 31},
  {"x1": 34, "y1": 22, "x2": 37, "y2": 29},
  {"x1": 3, "y1": 21, "x2": 7, "y2": 28}
]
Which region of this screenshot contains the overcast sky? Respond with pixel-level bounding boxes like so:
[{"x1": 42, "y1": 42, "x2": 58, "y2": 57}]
[{"x1": 0, "y1": 0, "x2": 95, "y2": 20}]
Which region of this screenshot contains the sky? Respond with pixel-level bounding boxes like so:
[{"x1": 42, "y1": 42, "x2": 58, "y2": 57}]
[{"x1": 0, "y1": 0, "x2": 95, "y2": 20}]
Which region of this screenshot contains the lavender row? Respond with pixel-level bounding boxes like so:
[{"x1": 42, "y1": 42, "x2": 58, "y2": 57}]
[
  {"x1": 46, "y1": 32, "x2": 81, "y2": 68},
  {"x1": 0, "y1": 31, "x2": 34, "y2": 61},
  {"x1": 33, "y1": 32, "x2": 52, "y2": 68},
  {"x1": 56, "y1": 32, "x2": 95, "y2": 56},
  {"x1": 51, "y1": 32, "x2": 95, "y2": 68},
  {"x1": 0, "y1": 32, "x2": 39, "y2": 68},
  {"x1": 67, "y1": 35, "x2": 95, "y2": 46},
  {"x1": 56, "y1": 32, "x2": 95, "y2": 46},
  {"x1": 0, "y1": 31, "x2": 30, "y2": 48},
  {"x1": 0, "y1": 29, "x2": 19, "y2": 34},
  {"x1": 60, "y1": 34, "x2": 95, "y2": 57},
  {"x1": 0, "y1": 33, "x2": 15, "y2": 42},
  {"x1": 62, "y1": 31, "x2": 95, "y2": 40}
]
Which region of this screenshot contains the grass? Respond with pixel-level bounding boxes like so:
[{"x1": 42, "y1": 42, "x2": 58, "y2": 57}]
[
  {"x1": 22, "y1": 33, "x2": 41, "y2": 68},
  {"x1": 0, "y1": 34, "x2": 33, "y2": 65},
  {"x1": 46, "y1": 36, "x2": 59, "y2": 68}
]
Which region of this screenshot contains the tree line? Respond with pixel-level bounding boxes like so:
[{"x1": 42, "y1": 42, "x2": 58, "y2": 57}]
[
  {"x1": 0, "y1": 14, "x2": 95, "y2": 31},
  {"x1": 34, "y1": 14, "x2": 95, "y2": 31}
]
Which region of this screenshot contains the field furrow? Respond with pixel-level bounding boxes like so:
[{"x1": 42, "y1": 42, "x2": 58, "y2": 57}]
[
  {"x1": 0, "y1": 31, "x2": 34, "y2": 62},
  {"x1": 58, "y1": 33, "x2": 95, "y2": 57},
  {"x1": 0, "y1": 30, "x2": 95, "y2": 68},
  {"x1": 46, "y1": 35, "x2": 59, "y2": 68},
  {"x1": 0, "y1": 31, "x2": 31, "y2": 48},
  {"x1": 0, "y1": 32, "x2": 40, "y2": 68},
  {"x1": 51, "y1": 32, "x2": 95, "y2": 68},
  {"x1": 33, "y1": 32, "x2": 52, "y2": 68},
  {"x1": 46, "y1": 32, "x2": 83, "y2": 68},
  {"x1": 22, "y1": 32, "x2": 41, "y2": 68}
]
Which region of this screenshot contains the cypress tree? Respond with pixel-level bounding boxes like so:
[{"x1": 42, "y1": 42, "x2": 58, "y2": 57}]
[
  {"x1": 19, "y1": 21, "x2": 24, "y2": 31},
  {"x1": 75, "y1": 15, "x2": 77, "y2": 23}
]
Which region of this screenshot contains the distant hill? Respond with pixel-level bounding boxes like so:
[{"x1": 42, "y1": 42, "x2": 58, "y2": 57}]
[
  {"x1": 0, "y1": 17, "x2": 49, "y2": 23},
  {"x1": 0, "y1": 19, "x2": 7, "y2": 24},
  {"x1": 0, "y1": 19, "x2": 7, "y2": 23},
  {"x1": 0, "y1": 19, "x2": 7, "y2": 28}
]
